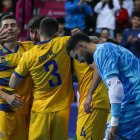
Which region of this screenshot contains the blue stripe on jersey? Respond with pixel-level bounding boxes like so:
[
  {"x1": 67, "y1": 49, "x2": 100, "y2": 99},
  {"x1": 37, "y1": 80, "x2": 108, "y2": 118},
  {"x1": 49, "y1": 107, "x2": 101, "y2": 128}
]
[
  {"x1": 0, "y1": 64, "x2": 16, "y2": 71},
  {"x1": 2, "y1": 43, "x2": 19, "y2": 53},
  {"x1": 0, "y1": 104, "x2": 13, "y2": 112},
  {"x1": 0, "y1": 77, "x2": 10, "y2": 86},
  {"x1": 14, "y1": 71, "x2": 25, "y2": 78},
  {"x1": 0, "y1": 49, "x2": 10, "y2": 56},
  {"x1": 37, "y1": 39, "x2": 51, "y2": 44}
]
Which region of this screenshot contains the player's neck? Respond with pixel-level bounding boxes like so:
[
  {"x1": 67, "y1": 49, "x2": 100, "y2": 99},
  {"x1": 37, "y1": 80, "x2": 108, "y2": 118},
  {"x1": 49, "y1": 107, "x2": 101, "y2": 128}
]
[
  {"x1": 88, "y1": 43, "x2": 96, "y2": 54},
  {"x1": 4, "y1": 40, "x2": 18, "y2": 52},
  {"x1": 40, "y1": 36, "x2": 51, "y2": 42}
]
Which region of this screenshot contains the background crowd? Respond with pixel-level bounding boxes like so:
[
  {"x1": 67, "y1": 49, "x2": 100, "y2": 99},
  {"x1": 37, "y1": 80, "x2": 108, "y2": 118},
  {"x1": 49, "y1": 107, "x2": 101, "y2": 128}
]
[{"x1": 0, "y1": 0, "x2": 140, "y2": 58}]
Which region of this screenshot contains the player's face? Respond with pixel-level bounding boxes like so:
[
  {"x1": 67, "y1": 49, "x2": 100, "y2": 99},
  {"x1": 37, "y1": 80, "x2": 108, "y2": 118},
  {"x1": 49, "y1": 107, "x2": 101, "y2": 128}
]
[
  {"x1": 70, "y1": 45, "x2": 93, "y2": 64},
  {"x1": 1, "y1": 19, "x2": 18, "y2": 41},
  {"x1": 29, "y1": 28, "x2": 40, "y2": 44}
]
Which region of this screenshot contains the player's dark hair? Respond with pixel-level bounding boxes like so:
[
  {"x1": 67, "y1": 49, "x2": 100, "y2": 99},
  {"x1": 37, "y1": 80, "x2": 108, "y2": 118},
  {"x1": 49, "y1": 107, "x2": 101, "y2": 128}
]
[
  {"x1": 91, "y1": 32, "x2": 101, "y2": 38},
  {"x1": 0, "y1": 14, "x2": 17, "y2": 26},
  {"x1": 56, "y1": 17, "x2": 65, "y2": 24},
  {"x1": 66, "y1": 32, "x2": 91, "y2": 55},
  {"x1": 106, "y1": 38, "x2": 119, "y2": 45},
  {"x1": 28, "y1": 15, "x2": 45, "y2": 29},
  {"x1": 40, "y1": 17, "x2": 59, "y2": 37}
]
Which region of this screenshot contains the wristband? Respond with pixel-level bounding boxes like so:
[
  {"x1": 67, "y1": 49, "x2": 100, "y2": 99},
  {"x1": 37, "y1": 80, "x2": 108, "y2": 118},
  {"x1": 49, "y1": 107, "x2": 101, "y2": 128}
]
[{"x1": 110, "y1": 116, "x2": 119, "y2": 126}]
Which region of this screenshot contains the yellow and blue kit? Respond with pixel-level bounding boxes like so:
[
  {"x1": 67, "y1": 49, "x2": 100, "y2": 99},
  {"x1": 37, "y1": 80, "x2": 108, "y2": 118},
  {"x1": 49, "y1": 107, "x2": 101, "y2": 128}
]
[
  {"x1": 73, "y1": 60, "x2": 110, "y2": 140},
  {"x1": 0, "y1": 41, "x2": 34, "y2": 140},
  {"x1": 14, "y1": 36, "x2": 74, "y2": 140}
]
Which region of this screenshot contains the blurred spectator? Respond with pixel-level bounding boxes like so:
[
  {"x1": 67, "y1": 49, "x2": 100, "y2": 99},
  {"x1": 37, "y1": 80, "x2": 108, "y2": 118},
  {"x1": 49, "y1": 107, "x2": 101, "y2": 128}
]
[
  {"x1": 115, "y1": 31, "x2": 122, "y2": 44},
  {"x1": 64, "y1": 0, "x2": 93, "y2": 35},
  {"x1": 116, "y1": 0, "x2": 129, "y2": 32},
  {"x1": 0, "y1": 0, "x2": 16, "y2": 18},
  {"x1": 121, "y1": 12, "x2": 140, "y2": 58},
  {"x1": 121, "y1": 0, "x2": 134, "y2": 17},
  {"x1": 56, "y1": 17, "x2": 65, "y2": 36},
  {"x1": 94, "y1": 0, "x2": 120, "y2": 39},
  {"x1": 134, "y1": 0, "x2": 140, "y2": 13},
  {"x1": 101, "y1": 28, "x2": 110, "y2": 39},
  {"x1": 92, "y1": 32, "x2": 118, "y2": 44}
]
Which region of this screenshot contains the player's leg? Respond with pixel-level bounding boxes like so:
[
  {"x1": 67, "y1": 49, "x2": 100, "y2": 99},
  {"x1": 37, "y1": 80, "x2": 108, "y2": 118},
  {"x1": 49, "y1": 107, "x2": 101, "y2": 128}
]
[
  {"x1": 77, "y1": 108, "x2": 109, "y2": 140},
  {"x1": 51, "y1": 107, "x2": 70, "y2": 140},
  {"x1": 28, "y1": 111, "x2": 51, "y2": 140},
  {"x1": 0, "y1": 111, "x2": 16, "y2": 140}
]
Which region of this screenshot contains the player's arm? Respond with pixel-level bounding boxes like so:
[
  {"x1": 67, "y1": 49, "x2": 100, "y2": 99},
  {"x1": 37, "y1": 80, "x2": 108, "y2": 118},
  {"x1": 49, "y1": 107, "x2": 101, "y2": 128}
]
[
  {"x1": 9, "y1": 73, "x2": 24, "y2": 89},
  {"x1": 94, "y1": 44, "x2": 123, "y2": 139},
  {"x1": 106, "y1": 75, "x2": 124, "y2": 140},
  {"x1": 84, "y1": 63, "x2": 101, "y2": 114},
  {"x1": 8, "y1": 52, "x2": 29, "y2": 108},
  {"x1": 9, "y1": 52, "x2": 29, "y2": 88}
]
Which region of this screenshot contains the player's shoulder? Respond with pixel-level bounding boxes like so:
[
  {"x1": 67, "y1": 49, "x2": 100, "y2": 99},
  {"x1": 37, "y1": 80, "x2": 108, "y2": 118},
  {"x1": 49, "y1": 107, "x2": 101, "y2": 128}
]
[
  {"x1": 95, "y1": 42, "x2": 116, "y2": 58},
  {"x1": 21, "y1": 47, "x2": 37, "y2": 63},
  {"x1": 52, "y1": 36, "x2": 70, "y2": 43},
  {"x1": 18, "y1": 41, "x2": 33, "y2": 46},
  {"x1": 96, "y1": 42, "x2": 112, "y2": 52},
  {"x1": 17, "y1": 41, "x2": 34, "y2": 51},
  {"x1": 25, "y1": 44, "x2": 38, "y2": 54}
]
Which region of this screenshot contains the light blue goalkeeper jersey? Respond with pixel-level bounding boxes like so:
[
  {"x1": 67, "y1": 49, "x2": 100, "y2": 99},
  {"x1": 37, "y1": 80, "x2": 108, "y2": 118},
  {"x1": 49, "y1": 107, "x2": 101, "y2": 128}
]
[{"x1": 94, "y1": 42, "x2": 140, "y2": 139}]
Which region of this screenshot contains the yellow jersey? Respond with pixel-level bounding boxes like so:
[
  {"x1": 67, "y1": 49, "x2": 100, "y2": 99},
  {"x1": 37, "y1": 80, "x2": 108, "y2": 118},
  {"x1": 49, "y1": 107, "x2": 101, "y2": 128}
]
[
  {"x1": 0, "y1": 41, "x2": 34, "y2": 114},
  {"x1": 73, "y1": 60, "x2": 110, "y2": 110},
  {"x1": 15, "y1": 36, "x2": 74, "y2": 113}
]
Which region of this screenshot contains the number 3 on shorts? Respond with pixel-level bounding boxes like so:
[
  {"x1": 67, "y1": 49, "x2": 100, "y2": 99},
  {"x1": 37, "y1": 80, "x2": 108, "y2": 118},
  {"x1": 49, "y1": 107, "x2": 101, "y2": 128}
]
[{"x1": 44, "y1": 60, "x2": 62, "y2": 87}]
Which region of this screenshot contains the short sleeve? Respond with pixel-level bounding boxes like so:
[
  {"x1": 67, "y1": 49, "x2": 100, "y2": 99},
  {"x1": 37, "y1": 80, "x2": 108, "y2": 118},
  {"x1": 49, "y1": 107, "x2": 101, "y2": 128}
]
[{"x1": 14, "y1": 52, "x2": 29, "y2": 77}]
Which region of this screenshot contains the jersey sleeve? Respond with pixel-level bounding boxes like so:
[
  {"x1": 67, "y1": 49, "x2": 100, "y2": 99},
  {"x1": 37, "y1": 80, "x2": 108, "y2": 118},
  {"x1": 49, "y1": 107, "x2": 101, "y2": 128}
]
[
  {"x1": 62, "y1": 36, "x2": 70, "y2": 43},
  {"x1": 14, "y1": 52, "x2": 30, "y2": 77},
  {"x1": 94, "y1": 45, "x2": 119, "y2": 81}
]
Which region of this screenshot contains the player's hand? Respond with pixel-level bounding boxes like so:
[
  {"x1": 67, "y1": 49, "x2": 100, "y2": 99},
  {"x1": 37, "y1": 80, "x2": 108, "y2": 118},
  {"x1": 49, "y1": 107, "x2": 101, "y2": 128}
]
[
  {"x1": 0, "y1": 27, "x2": 9, "y2": 43},
  {"x1": 4, "y1": 94, "x2": 24, "y2": 108},
  {"x1": 84, "y1": 94, "x2": 93, "y2": 114},
  {"x1": 108, "y1": 126, "x2": 118, "y2": 140},
  {"x1": 71, "y1": 28, "x2": 81, "y2": 35}
]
